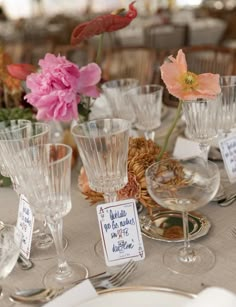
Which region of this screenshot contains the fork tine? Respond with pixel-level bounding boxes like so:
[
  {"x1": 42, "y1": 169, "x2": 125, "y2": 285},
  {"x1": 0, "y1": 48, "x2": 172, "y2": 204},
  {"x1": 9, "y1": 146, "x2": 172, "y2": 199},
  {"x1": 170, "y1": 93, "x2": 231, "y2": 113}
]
[
  {"x1": 111, "y1": 262, "x2": 137, "y2": 287},
  {"x1": 109, "y1": 260, "x2": 135, "y2": 282}
]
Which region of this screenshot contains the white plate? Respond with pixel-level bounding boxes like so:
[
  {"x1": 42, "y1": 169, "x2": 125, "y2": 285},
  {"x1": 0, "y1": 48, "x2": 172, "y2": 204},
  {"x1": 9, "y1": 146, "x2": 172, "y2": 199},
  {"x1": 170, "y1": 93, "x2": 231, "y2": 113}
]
[{"x1": 79, "y1": 286, "x2": 195, "y2": 307}]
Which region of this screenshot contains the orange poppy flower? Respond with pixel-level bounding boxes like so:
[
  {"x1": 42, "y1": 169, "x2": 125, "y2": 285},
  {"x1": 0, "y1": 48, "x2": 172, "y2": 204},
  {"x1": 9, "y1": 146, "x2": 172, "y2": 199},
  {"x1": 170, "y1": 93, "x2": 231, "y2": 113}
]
[
  {"x1": 71, "y1": 1, "x2": 137, "y2": 45},
  {"x1": 160, "y1": 49, "x2": 221, "y2": 100}
]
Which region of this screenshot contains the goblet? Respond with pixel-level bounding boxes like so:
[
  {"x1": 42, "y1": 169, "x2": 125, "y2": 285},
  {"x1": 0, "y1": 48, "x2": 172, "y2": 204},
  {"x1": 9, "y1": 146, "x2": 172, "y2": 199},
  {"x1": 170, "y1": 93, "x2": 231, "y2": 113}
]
[
  {"x1": 101, "y1": 78, "x2": 139, "y2": 124},
  {"x1": 0, "y1": 224, "x2": 22, "y2": 306},
  {"x1": 125, "y1": 84, "x2": 163, "y2": 141},
  {"x1": 72, "y1": 118, "x2": 130, "y2": 203},
  {"x1": 182, "y1": 97, "x2": 221, "y2": 162},
  {"x1": 146, "y1": 157, "x2": 220, "y2": 274},
  {"x1": 0, "y1": 122, "x2": 66, "y2": 260},
  {"x1": 218, "y1": 75, "x2": 236, "y2": 137},
  {"x1": 13, "y1": 143, "x2": 88, "y2": 288}
]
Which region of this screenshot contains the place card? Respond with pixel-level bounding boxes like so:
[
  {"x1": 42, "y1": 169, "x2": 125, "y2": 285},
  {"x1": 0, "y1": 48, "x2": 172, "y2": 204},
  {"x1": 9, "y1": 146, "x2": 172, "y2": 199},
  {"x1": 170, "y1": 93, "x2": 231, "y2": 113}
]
[
  {"x1": 173, "y1": 136, "x2": 201, "y2": 159},
  {"x1": 219, "y1": 135, "x2": 236, "y2": 183},
  {"x1": 16, "y1": 194, "x2": 34, "y2": 259},
  {"x1": 96, "y1": 199, "x2": 145, "y2": 267}
]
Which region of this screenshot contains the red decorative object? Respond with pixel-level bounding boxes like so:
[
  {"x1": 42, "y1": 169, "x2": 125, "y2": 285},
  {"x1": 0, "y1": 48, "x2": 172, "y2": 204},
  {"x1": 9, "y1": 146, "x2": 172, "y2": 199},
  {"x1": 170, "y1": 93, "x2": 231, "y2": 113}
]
[{"x1": 71, "y1": 1, "x2": 137, "y2": 45}]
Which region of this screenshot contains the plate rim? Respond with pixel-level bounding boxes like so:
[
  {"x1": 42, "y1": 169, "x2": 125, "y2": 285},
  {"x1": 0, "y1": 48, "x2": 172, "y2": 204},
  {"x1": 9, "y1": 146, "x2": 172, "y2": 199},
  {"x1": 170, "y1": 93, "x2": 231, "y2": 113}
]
[
  {"x1": 98, "y1": 285, "x2": 196, "y2": 299},
  {"x1": 140, "y1": 210, "x2": 211, "y2": 243}
]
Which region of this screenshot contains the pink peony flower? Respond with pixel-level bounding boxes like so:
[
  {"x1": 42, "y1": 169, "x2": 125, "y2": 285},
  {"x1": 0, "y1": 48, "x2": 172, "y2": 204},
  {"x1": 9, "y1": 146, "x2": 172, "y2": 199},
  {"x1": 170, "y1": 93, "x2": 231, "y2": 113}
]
[
  {"x1": 25, "y1": 53, "x2": 101, "y2": 121},
  {"x1": 160, "y1": 49, "x2": 221, "y2": 100}
]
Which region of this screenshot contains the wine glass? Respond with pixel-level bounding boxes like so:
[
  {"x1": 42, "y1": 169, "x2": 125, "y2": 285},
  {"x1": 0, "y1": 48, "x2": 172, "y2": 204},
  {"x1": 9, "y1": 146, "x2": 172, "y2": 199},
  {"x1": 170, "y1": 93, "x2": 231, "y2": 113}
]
[
  {"x1": 0, "y1": 224, "x2": 22, "y2": 306},
  {"x1": 13, "y1": 143, "x2": 88, "y2": 288},
  {"x1": 72, "y1": 118, "x2": 130, "y2": 260},
  {"x1": 218, "y1": 75, "x2": 236, "y2": 137},
  {"x1": 0, "y1": 121, "x2": 66, "y2": 260},
  {"x1": 125, "y1": 84, "x2": 163, "y2": 141},
  {"x1": 146, "y1": 157, "x2": 220, "y2": 274},
  {"x1": 101, "y1": 78, "x2": 139, "y2": 124},
  {"x1": 71, "y1": 118, "x2": 130, "y2": 203},
  {"x1": 182, "y1": 96, "x2": 221, "y2": 162}
]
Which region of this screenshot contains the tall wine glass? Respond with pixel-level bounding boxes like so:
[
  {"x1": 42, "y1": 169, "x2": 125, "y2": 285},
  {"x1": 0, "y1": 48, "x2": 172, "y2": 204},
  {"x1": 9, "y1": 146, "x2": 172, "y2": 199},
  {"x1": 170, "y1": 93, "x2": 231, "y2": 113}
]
[
  {"x1": 146, "y1": 157, "x2": 220, "y2": 274},
  {"x1": 125, "y1": 84, "x2": 163, "y2": 141},
  {"x1": 72, "y1": 118, "x2": 130, "y2": 203},
  {"x1": 0, "y1": 224, "x2": 22, "y2": 306},
  {"x1": 101, "y1": 78, "x2": 139, "y2": 124},
  {"x1": 13, "y1": 144, "x2": 88, "y2": 288},
  {"x1": 218, "y1": 75, "x2": 236, "y2": 137},
  {"x1": 0, "y1": 122, "x2": 63, "y2": 260},
  {"x1": 182, "y1": 97, "x2": 221, "y2": 162}
]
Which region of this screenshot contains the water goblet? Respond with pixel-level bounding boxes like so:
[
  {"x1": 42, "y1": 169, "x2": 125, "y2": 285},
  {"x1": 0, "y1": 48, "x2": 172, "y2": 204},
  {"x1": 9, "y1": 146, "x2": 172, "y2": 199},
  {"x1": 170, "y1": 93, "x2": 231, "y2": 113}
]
[
  {"x1": 218, "y1": 75, "x2": 236, "y2": 137},
  {"x1": 0, "y1": 122, "x2": 66, "y2": 260},
  {"x1": 125, "y1": 84, "x2": 163, "y2": 141},
  {"x1": 101, "y1": 78, "x2": 139, "y2": 124},
  {"x1": 146, "y1": 157, "x2": 220, "y2": 274},
  {"x1": 182, "y1": 96, "x2": 221, "y2": 162},
  {"x1": 13, "y1": 143, "x2": 88, "y2": 288},
  {"x1": 0, "y1": 224, "x2": 22, "y2": 306}
]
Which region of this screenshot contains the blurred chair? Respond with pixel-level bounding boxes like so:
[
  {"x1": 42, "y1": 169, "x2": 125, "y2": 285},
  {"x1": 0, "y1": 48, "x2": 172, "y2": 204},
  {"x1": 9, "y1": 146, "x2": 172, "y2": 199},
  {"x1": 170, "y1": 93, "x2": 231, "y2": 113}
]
[
  {"x1": 102, "y1": 47, "x2": 157, "y2": 85},
  {"x1": 53, "y1": 43, "x2": 96, "y2": 67},
  {"x1": 144, "y1": 24, "x2": 187, "y2": 51}
]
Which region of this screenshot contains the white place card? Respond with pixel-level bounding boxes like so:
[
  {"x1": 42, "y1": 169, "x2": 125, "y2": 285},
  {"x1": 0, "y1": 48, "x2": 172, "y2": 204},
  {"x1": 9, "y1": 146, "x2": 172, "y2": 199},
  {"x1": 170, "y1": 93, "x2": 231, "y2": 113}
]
[
  {"x1": 96, "y1": 199, "x2": 145, "y2": 267},
  {"x1": 173, "y1": 136, "x2": 201, "y2": 159},
  {"x1": 219, "y1": 135, "x2": 236, "y2": 183},
  {"x1": 16, "y1": 194, "x2": 34, "y2": 259}
]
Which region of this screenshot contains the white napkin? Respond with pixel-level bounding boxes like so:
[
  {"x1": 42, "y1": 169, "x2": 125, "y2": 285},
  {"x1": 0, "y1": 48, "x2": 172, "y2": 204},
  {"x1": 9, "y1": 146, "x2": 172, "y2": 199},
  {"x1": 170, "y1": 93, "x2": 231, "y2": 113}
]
[
  {"x1": 43, "y1": 280, "x2": 97, "y2": 307},
  {"x1": 173, "y1": 136, "x2": 201, "y2": 159},
  {"x1": 185, "y1": 287, "x2": 236, "y2": 307}
]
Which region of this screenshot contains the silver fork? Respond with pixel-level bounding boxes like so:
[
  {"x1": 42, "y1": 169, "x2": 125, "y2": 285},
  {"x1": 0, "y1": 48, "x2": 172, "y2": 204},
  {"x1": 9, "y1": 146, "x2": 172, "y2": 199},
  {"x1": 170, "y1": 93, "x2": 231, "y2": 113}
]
[
  {"x1": 231, "y1": 227, "x2": 236, "y2": 238},
  {"x1": 92, "y1": 260, "x2": 137, "y2": 289}
]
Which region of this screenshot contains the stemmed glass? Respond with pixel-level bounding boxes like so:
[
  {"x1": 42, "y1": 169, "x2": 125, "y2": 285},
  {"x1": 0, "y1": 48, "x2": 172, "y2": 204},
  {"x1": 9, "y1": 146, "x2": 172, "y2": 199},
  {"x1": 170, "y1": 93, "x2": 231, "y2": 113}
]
[
  {"x1": 72, "y1": 118, "x2": 130, "y2": 259},
  {"x1": 0, "y1": 121, "x2": 65, "y2": 260},
  {"x1": 146, "y1": 157, "x2": 220, "y2": 274},
  {"x1": 182, "y1": 96, "x2": 221, "y2": 162},
  {"x1": 218, "y1": 75, "x2": 236, "y2": 137},
  {"x1": 125, "y1": 84, "x2": 163, "y2": 141},
  {"x1": 13, "y1": 144, "x2": 88, "y2": 288},
  {"x1": 101, "y1": 78, "x2": 139, "y2": 124},
  {"x1": 0, "y1": 224, "x2": 22, "y2": 306}
]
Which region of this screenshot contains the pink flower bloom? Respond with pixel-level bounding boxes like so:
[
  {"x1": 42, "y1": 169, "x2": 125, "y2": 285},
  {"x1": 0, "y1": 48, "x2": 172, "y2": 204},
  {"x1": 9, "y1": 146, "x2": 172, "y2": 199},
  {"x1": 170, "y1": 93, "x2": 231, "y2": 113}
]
[
  {"x1": 7, "y1": 63, "x2": 36, "y2": 80},
  {"x1": 160, "y1": 49, "x2": 221, "y2": 100},
  {"x1": 25, "y1": 53, "x2": 101, "y2": 121}
]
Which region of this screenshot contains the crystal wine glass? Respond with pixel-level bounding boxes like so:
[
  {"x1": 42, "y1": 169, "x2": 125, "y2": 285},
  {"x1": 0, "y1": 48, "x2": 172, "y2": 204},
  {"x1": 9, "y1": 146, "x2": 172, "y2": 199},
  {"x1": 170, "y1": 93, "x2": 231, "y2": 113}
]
[
  {"x1": 0, "y1": 224, "x2": 22, "y2": 306},
  {"x1": 13, "y1": 143, "x2": 88, "y2": 288},
  {"x1": 101, "y1": 78, "x2": 139, "y2": 124},
  {"x1": 72, "y1": 118, "x2": 130, "y2": 260},
  {"x1": 125, "y1": 84, "x2": 163, "y2": 141},
  {"x1": 182, "y1": 97, "x2": 221, "y2": 162},
  {"x1": 218, "y1": 75, "x2": 236, "y2": 137},
  {"x1": 0, "y1": 122, "x2": 65, "y2": 260},
  {"x1": 146, "y1": 157, "x2": 220, "y2": 274},
  {"x1": 71, "y1": 118, "x2": 130, "y2": 203}
]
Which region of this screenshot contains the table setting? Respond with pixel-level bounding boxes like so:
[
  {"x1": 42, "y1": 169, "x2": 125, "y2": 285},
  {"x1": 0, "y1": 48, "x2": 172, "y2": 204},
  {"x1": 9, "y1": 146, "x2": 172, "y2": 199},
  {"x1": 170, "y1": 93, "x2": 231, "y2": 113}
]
[{"x1": 1, "y1": 2, "x2": 236, "y2": 306}]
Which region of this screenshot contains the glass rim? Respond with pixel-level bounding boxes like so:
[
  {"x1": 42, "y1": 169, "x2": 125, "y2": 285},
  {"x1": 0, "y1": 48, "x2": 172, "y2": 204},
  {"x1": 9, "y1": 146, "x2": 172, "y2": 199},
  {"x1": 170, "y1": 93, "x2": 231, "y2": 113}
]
[
  {"x1": 0, "y1": 122, "x2": 50, "y2": 141},
  {"x1": 101, "y1": 78, "x2": 139, "y2": 88},
  {"x1": 71, "y1": 118, "x2": 131, "y2": 138},
  {"x1": 182, "y1": 95, "x2": 221, "y2": 103},
  {"x1": 125, "y1": 84, "x2": 164, "y2": 94}
]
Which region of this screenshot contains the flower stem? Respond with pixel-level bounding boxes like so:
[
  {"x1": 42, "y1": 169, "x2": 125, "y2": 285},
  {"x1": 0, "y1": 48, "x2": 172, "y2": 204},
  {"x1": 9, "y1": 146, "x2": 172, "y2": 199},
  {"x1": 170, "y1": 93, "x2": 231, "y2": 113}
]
[
  {"x1": 157, "y1": 99, "x2": 183, "y2": 161},
  {"x1": 96, "y1": 33, "x2": 104, "y2": 65}
]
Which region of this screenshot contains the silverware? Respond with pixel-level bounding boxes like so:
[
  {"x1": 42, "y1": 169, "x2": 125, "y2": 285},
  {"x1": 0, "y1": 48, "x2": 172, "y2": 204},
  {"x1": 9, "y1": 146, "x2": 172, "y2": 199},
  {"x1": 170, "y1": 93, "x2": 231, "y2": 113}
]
[
  {"x1": 231, "y1": 227, "x2": 236, "y2": 238},
  {"x1": 215, "y1": 193, "x2": 236, "y2": 207},
  {"x1": 10, "y1": 260, "x2": 137, "y2": 304}
]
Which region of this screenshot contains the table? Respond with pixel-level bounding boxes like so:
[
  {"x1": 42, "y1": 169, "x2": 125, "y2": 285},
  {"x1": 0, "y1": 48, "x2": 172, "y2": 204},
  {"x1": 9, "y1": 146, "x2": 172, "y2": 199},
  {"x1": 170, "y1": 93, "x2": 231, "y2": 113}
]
[{"x1": 1, "y1": 126, "x2": 236, "y2": 306}]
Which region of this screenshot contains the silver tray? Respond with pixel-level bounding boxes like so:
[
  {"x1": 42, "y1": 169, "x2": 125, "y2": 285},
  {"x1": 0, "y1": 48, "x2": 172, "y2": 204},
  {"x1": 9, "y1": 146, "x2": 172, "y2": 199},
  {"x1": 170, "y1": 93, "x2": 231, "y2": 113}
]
[{"x1": 140, "y1": 210, "x2": 211, "y2": 243}]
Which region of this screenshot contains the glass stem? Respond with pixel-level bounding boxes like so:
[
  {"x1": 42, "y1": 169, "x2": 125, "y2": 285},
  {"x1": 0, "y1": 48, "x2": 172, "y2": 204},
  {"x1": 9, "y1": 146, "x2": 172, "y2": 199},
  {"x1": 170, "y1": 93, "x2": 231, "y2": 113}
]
[
  {"x1": 179, "y1": 211, "x2": 196, "y2": 263},
  {"x1": 199, "y1": 143, "x2": 210, "y2": 164},
  {"x1": 144, "y1": 130, "x2": 155, "y2": 141},
  {"x1": 104, "y1": 192, "x2": 117, "y2": 203},
  {"x1": 47, "y1": 218, "x2": 72, "y2": 280}
]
